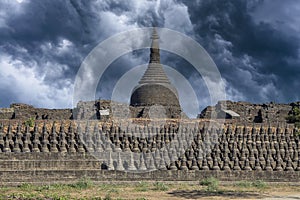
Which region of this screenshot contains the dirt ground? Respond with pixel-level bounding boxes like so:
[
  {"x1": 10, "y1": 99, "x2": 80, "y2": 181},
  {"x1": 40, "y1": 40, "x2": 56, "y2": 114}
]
[{"x1": 0, "y1": 181, "x2": 300, "y2": 200}]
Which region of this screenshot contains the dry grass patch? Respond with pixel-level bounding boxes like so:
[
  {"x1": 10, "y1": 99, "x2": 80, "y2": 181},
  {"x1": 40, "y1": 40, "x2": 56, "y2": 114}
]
[{"x1": 0, "y1": 181, "x2": 299, "y2": 200}]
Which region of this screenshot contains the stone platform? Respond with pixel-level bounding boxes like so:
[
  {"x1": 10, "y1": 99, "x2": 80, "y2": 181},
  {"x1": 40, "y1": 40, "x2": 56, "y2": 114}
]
[{"x1": 0, "y1": 120, "x2": 299, "y2": 185}]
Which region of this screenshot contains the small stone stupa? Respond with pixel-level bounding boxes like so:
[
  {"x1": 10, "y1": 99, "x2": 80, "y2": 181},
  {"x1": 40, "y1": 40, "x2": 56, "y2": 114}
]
[{"x1": 130, "y1": 28, "x2": 182, "y2": 118}]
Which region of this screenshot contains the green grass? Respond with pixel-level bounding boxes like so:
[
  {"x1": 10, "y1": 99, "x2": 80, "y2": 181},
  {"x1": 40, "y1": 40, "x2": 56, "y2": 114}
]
[
  {"x1": 153, "y1": 182, "x2": 169, "y2": 191},
  {"x1": 19, "y1": 183, "x2": 34, "y2": 190},
  {"x1": 103, "y1": 193, "x2": 112, "y2": 200},
  {"x1": 252, "y1": 180, "x2": 267, "y2": 189},
  {"x1": 36, "y1": 183, "x2": 69, "y2": 192},
  {"x1": 69, "y1": 178, "x2": 94, "y2": 189},
  {"x1": 46, "y1": 194, "x2": 71, "y2": 200},
  {"x1": 135, "y1": 182, "x2": 150, "y2": 192},
  {"x1": 200, "y1": 177, "x2": 219, "y2": 192},
  {"x1": 234, "y1": 181, "x2": 253, "y2": 188},
  {"x1": 134, "y1": 182, "x2": 170, "y2": 192},
  {"x1": 0, "y1": 179, "x2": 276, "y2": 200},
  {"x1": 235, "y1": 180, "x2": 267, "y2": 189}
]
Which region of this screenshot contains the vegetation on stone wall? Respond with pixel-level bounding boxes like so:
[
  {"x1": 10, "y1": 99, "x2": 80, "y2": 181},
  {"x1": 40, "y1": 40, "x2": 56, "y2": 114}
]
[
  {"x1": 286, "y1": 107, "x2": 300, "y2": 127},
  {"x1": 24, "y1": 117, "x2": 35, "y2": 127}
]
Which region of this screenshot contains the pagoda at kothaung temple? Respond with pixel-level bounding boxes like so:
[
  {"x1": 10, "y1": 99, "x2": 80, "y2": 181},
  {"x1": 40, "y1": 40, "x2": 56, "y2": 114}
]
[{"x1": 130, "y1": 28, "x2": 182, "y2": 118}]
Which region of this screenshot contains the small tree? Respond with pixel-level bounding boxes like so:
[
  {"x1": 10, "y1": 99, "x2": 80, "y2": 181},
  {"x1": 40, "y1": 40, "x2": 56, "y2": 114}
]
[{"x1": 286, "y1": 106, "x2": 300, "y2": 130}]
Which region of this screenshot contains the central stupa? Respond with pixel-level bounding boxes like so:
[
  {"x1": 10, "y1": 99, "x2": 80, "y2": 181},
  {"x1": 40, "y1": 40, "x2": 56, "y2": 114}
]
[{"x1": 130, "y1": 28, "x2": 182, "y2": 118}]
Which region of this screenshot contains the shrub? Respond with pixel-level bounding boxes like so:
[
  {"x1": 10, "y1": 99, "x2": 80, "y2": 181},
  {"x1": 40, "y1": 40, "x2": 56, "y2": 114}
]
[
  {"x1": 153, "y1": 182, "x2": 169, "y2": 191},
  {"x1": 235, "y1": 180, "x2": 267, "y2": 189},
  {"x1": 235, "y1": 181, "x2": 252, "y2": 188},
  {"x1": 287, "y1": 107, "x2": 300, "y2": 127},
  {"x1": 253, "y1": 180, "x2": 267, "y2": 189},
  {"x1": 200, "y1": 177, "x2": 219, "y2": 192},
  {"x1": 24, "y1": 117, "x2": 35, "y2": 127}
]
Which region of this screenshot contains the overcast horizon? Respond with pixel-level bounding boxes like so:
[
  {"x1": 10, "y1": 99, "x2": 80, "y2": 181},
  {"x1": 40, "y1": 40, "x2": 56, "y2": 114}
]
[{"x1": 0, "y1": 0, "x2": 299, "y2": 117}]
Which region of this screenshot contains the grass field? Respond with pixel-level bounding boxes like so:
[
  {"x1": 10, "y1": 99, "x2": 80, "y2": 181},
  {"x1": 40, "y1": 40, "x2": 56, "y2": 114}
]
[{"x1": 0, "y1": 178, "x2": 300, "y2": 200}]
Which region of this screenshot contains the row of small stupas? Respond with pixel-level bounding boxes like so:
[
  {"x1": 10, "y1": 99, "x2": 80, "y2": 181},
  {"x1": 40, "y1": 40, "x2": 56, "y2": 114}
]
[
  {"x1": 0, "y1": 29, "x2": 299, "y2": 184},
  {"x1": 0, "y1": 121, "x2": 298, "y2": 171}
]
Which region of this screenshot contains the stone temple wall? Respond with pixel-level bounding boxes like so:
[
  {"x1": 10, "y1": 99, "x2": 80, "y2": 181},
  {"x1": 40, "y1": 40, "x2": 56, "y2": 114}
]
[
  {"x1": 0, "y1": 103, "x2": 73, "y2": 120},
  {"x1": 0, "y1": 119, "x2": 299, "y2": 184},
  {"x1": 0, "y1": 101, "x2": 185, "y2": 121},
  {"x1": 199, "y1": 100, "x2": 300, "y2": 125},
  {"x1": 1, "y1": 100, "x2": 300, "y2": 124}
]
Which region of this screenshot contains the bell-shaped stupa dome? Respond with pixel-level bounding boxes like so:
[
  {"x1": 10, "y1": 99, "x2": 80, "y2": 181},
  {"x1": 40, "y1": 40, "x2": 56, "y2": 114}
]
[{"x1": 130, "y1": 28, "x2": 181, "y2": 118}]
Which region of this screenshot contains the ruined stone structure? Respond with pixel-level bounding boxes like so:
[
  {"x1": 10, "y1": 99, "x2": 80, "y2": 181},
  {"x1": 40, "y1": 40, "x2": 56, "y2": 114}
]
[
  {"x1": 0, "y1": 100, "x2": 184, "y2": 121},
  {"x1": 1, "y1": 100, "x2": 298, "y2": 125},
  {"x1": 130, "y1": 28, "x2": 182, "y2": 119},
  {"x1": 0, "y1": 120, "x2": 299, "y2": 184},
  {"x1": 0, "y1": 103, "x2": 73, "y2": 120},
  {"x1": 73, "y1": 100, "x2": 112, "y2": 120},
  {"x1": 199, "y1": 100, "x2": 299, "y2": 125}
]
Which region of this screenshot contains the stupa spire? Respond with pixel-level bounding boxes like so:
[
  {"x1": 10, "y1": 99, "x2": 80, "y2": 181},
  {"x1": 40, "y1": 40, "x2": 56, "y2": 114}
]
[
  {"x1": 129, "y1": 27, "x2": 182, "y2": 118},
  {"x1": 139, "y1": 28, "x2": 170, "y2": 85},
  {"x1": 149, "y1": 27, "x2": 160, "y2": 63}
]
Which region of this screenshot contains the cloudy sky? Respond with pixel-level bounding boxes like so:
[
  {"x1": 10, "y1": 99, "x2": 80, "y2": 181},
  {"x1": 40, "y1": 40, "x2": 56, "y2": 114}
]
[{"x1": 0, "y1": 0, "x2": 299, "y2": 117}]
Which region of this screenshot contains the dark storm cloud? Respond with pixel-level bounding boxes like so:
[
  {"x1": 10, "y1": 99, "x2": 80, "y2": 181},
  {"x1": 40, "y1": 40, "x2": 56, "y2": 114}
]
[
  {"x1": 0, "y1": 0, "x2": 193, "y2": 108},
  {"x1": 0, "y1": 0, "x2": 91, "y2": 76},
  {"x1": 0, "y1": 0, "x2": 85, "y2": 107},
  {"x1": 181, "y1": 0, "x2": 300, "y2": 103},
  {"x1": 0, "y1": 0, "x2": 299, "y2": 113}
]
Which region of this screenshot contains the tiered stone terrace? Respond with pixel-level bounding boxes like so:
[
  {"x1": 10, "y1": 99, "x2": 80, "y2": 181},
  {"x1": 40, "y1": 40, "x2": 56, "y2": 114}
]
[{"x1": 0, "y1": 119, "x2": 299, "y2": 185}]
